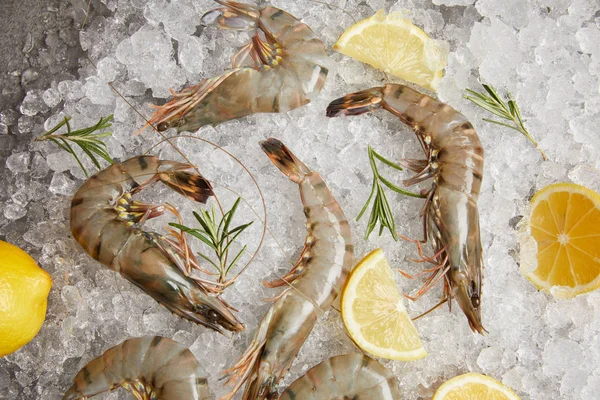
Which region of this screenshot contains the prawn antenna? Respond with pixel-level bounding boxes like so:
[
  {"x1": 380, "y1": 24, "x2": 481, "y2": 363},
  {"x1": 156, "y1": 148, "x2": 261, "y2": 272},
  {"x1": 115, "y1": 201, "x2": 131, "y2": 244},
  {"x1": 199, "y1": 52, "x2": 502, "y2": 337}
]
[
  {"x1": 306, "y1": 0, "x2": 356, "y2": 23},
  {"x1": 412, "y1": 296, "x2": 448, "y2": 321}
]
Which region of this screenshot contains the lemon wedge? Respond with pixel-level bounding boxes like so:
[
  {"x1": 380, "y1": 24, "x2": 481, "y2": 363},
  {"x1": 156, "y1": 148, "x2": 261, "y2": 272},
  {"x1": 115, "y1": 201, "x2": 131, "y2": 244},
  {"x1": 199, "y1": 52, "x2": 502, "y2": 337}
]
[
  {"x1": 433, "y1": 372, "x2": 521, "y2": 400},
  {"x1": 341, "y1": 248, "x2": 426, "y2": 361},
  {"x1": 334, "y1": 10, "x2": 448, "y2": 91},
  {"x1": 520, "y1": 182, "x2": 600, "y2": 298}
]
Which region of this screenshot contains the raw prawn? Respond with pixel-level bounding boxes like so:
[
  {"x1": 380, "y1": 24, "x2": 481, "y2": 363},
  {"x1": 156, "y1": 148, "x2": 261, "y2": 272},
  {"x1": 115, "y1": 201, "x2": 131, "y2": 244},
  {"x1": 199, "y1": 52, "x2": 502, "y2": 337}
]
[
  {"x1": 64, "y1": 338, "x2": 399, "y2": 400},
  {"x1": 280, "y1": 353, "x2": 402, "y2": 400},
  {"x1": 145, "y1": 1, "x2": 328, "y2": 133},
  {"x1": 63, "y1": 336, "x2": 210, "y2": 400},
  {"x1": 327, "y1": 84, "x2": 485, "y2": 333},
  {"x1": 70, "y1": 156, "x2": 243, "y2": 333},
  {"x1": 222, "y1": 138, "x2": 354, "y2": 399}
]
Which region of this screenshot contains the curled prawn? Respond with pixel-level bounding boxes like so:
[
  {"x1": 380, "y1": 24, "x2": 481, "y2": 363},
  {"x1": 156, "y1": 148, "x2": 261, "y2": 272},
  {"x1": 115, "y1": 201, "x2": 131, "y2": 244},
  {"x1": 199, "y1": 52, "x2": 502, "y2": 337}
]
[
  {"x1": 221, "y1": 138, "x2": 354, "y2": 399},
  {"x1": 327, "y1": 84, "x2": 485, "y2": 333},
  {"x1": 280, "y1": 353, "x2": 402, "y2": 400},
  {"x1": 62, "y1": 336, "x2": 210, "y2": 400},
  {"x1": 64, "y1": 338, "x2": 399, "y2": 400},
  {"x1": 144, "y1": 1, "x2": 328, "y2": 133},
  {"x1": 70, "y1": 156, "x2": 244, "y2": 333}
]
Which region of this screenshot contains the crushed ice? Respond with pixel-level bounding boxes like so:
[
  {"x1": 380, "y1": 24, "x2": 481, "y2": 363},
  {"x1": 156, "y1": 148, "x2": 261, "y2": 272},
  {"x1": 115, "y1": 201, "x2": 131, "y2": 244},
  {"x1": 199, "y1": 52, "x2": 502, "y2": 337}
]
[{"x1": 1, "y1": 0, "x2": 600, "y2": 399}]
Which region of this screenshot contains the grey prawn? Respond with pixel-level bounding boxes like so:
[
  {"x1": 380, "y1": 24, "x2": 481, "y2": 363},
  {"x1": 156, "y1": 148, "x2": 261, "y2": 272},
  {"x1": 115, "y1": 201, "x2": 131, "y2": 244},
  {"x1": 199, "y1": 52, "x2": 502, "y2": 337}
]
[
  {"x1": 63, "y1": 337, "x2": 400, "y2": 400},
  {"x1": 327, "y1": 84, "x2": 485, "y2": 333},
  {"x1": 221, "y1": 138, "x2": 354, "y2": 399},
  {"x1": 63, "y1": 336, "x2": 210, "y2": 400},
  {"x1": 144, "y1": 1, "x2": 328, "y2": 133},
  {"x1": 70, "y1": 156, "x2": 244, "y2": 333}
]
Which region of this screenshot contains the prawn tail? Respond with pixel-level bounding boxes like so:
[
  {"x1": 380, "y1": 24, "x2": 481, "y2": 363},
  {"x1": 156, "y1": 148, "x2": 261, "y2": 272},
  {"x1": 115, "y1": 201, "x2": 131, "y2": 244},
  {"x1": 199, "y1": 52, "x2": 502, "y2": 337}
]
[
  {"x1": 158, "y1": 164, "x2": 213, "y2": 204},
  {"x1": 260, "y1": 138, "x2": 311, "y2": 183},
  {"x1": 325, "y1": 87, "x2": 385, "y2": 117},
  {"x1": 201, "y1": 1, "x2": 260, "y2": 30}
]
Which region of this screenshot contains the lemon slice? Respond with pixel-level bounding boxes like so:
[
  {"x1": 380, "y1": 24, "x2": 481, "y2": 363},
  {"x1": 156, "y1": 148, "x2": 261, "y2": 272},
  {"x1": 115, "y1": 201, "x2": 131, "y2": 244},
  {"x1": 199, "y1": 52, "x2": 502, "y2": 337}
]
[
  {"x1": 341, "y1": 248, "x2": 426, "y2": 361},
  {"x1": 433, "y1": 373, "x2": 521, "y2": 400},
  {"x1": 519, "y1": 182, "x2": 600, "y2": 298},
  {"x1": 334, "y1": 9, "x2": 448, "y2": 91}
]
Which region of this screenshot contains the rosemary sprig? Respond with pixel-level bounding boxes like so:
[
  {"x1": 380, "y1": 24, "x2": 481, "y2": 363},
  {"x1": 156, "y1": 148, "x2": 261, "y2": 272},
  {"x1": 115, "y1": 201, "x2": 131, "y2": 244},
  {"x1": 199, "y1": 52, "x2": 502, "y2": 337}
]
[
  {"x1": 358, "y1": 146, "x2": 425, "y2": 241},
  {"x1": 36, "y1": 115, "x2": 114, "y2": 176},
  {"x1": 170, "y1": 197, "x2": 253, "y2": 284},
  {"x1": 464, "y1": 84, "x2": 547, "y2": 160}
]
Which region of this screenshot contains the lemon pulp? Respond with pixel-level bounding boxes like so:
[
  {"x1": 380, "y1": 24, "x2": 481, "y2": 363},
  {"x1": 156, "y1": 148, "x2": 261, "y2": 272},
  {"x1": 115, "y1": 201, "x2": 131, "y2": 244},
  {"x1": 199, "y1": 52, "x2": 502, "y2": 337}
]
[{"x1": 341, "y1": 248, "x2": 426, "y2": 361}]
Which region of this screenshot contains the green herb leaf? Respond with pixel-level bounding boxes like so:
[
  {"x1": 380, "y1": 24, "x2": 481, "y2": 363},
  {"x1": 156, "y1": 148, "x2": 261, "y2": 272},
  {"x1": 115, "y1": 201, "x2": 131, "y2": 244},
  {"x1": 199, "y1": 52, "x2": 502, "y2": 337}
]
[
  {"x1": 465, "y1": 84, "x2": 547, "y2": 160},
  {"x1": 35, "y1": 115, "x2": 115, "y2": 177},
  {"x1": 226, "y1": 246, "x2": 247, "y2": 275},
  {"x1": 169, "y1": 197, "x2": 253, "y2": 284},
  {"x1": 358, "y1": 146, "x2": 425, "y2": 240},
  {"x1": 197, "y1": 252, "x2": 221, "y2": 272}
]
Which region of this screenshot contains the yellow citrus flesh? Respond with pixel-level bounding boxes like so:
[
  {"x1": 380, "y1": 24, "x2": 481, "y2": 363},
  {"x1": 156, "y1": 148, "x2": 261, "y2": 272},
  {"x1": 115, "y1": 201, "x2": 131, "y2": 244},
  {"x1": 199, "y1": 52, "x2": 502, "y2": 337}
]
[
  {"x1": 341, "y1": 248, "x2": 426, "y2": 361},
  {"x1": 433, "y1": 373, "x2": 521, "y2": 400},
  {"x1": 520, "y1": 182, "x2": 600, "y2": 298},
  {"x1": 334, "y1": 9, "x2": 447, "y2": 91},
  {"x1": 0, "y1": 240, "x2": 52, "y2": 357}
]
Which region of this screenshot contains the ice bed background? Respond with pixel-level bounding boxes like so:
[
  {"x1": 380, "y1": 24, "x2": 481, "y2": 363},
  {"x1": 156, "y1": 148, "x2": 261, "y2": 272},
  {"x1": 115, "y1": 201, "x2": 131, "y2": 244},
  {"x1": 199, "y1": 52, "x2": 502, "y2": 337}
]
[{"x1": 1, "y1": 0, "x2": 600, "y2": 399}]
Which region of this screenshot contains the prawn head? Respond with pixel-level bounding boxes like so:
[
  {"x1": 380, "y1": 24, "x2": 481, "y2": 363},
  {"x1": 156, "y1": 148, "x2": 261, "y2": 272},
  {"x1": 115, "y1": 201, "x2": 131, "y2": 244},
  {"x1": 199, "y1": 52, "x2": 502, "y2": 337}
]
[{"x1": 450, "y1": 269, "x2": 484, "y2": 334}]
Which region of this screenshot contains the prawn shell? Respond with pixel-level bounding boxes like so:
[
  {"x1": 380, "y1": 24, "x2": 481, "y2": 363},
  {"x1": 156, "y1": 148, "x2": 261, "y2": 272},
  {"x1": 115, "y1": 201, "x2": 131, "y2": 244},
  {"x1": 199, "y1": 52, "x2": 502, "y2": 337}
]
[
  {"x1": 63, "y1": 336, "x2": 210, "y2": 400},
  {"x1": 280, "y1": 353, "x2": 401, "y2": 399}
]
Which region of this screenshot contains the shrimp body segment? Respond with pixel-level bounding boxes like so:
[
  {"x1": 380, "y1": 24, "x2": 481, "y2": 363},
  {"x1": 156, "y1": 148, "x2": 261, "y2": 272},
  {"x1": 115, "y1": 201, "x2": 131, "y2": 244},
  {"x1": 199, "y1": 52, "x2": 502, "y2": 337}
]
[
  {"x1": 222, "y1": 138, "x2": 354, "y2": 400},
  {"x1": 70, "y1": 156, "x2": 243, "y2": 333},
  {"x1": 280, "y1": 353, "x2": 402, "y2": 400},
  {"x1": 63, "y1": 336, "x2": 210, "y2": 400},
  {"x1": 327, "y1": 84, "x2": 485, "y2": 333},
  {"x1": 147, "y1": 1, "x2": 328, "y2": 133}
]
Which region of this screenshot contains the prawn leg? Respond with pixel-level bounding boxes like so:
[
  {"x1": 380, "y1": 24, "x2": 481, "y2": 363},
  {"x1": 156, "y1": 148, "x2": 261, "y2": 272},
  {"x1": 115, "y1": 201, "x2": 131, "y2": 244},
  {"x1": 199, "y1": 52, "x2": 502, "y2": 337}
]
[
  {"x1": 402, "y1": 166, "x2": 434, "y2": 186},
  {"x1": 400, "y1": 158, "x2": 429, "y2": 172},
  {"x1": 232, "y1": 43, "x2": 259, "y2": 69},
  {"x1": 412, "y1": 296, "x2": 449, "y2": 321},
  {"x1": 403, "y1": 262, "x2": 450, "y2": 302},
  {"x1": 115, "y1": 198, "x2": 165, "y2": 226},
  {"x1": 262, "y1": 244, "x2": 309, "y2": 288}
]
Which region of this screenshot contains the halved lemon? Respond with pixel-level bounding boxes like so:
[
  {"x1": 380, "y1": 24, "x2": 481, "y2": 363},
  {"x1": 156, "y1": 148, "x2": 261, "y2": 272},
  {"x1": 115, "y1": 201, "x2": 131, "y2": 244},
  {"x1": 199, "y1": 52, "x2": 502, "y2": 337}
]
[
  {"x1": 334, "y1": 10, "x2": 448, "y2": 91},
  {"x1": 340, "y1": 248, "x2": 426, "y2": 361},
  {"x1": 433, "y1": 373, "x2": 521, "y2": 400},
  {"x1": 519, "y1": 182, "x2": 600, "y2": 298}
]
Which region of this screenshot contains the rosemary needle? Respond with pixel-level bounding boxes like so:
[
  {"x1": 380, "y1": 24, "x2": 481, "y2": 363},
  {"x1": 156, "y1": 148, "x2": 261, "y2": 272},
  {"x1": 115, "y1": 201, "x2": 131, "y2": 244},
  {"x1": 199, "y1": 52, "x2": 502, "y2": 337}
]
[
  {"x1": 170, "y1": 197, "x2": 253, "y2": 284},
  {"x1": 36, "y1": 115, "x2": 114, "y2": 177},
  {"x1": 464, "y1": 84, "x2": 547, "y2": 160},
  {"x1": 358, "y1": 146, "x2": 425, "y2": 241}
]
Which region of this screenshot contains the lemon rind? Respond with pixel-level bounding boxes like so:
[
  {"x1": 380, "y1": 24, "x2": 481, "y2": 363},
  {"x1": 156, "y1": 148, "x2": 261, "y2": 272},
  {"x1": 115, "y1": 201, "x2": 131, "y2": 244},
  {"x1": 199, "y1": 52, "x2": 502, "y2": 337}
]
[
  {"x1": 433, "y1": 372, "x2": 521, "y2": 400},
  {"x1": 341, "y1": 249, "x2": 427, "y2": 361},
  {"x1": 522, "y1": 182, "x2": 600, "y2": 298},
  {"x1": 333, "y1": 10, "x2": 444, "y2": 91}
]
